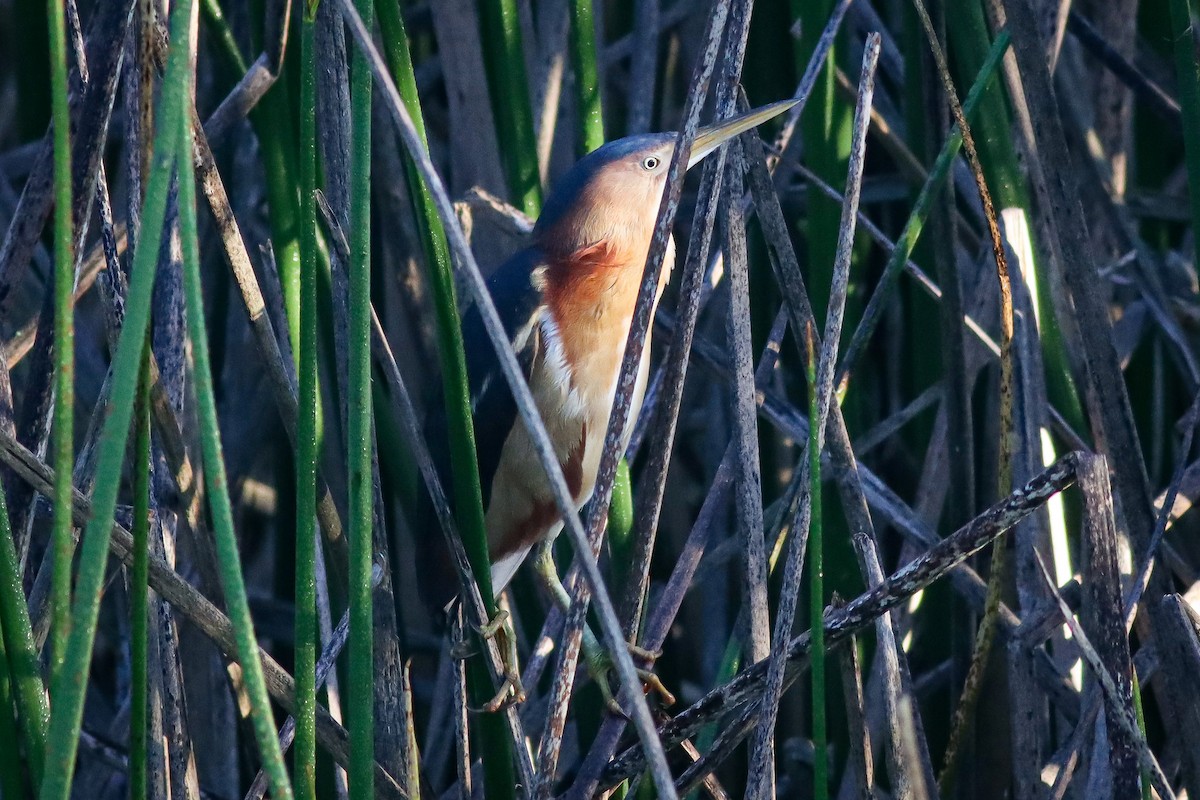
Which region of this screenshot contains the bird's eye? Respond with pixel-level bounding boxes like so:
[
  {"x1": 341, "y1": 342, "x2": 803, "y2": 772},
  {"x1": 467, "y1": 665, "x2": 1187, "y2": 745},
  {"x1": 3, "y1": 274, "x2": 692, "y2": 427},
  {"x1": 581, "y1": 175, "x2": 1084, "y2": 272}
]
[{"x1": 641, "y1": 155, "x2": 661, "y2": 170}]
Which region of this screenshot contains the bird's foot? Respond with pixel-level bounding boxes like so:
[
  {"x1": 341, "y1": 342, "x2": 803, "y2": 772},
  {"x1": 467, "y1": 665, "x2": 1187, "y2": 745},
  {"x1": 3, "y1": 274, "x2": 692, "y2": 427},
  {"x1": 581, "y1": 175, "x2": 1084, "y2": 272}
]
[
  {"x1": 583, "y1": 634, "x2": 675, "y2": 717},
  {"x1": 451, "y1": 609, "x2": 527, "y2": 712}
]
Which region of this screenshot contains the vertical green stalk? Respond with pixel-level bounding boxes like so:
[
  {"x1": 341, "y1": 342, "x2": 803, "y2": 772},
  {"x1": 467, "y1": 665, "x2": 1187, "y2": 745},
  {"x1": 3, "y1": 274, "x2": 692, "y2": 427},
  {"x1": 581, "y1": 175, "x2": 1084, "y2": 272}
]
[
  {"x1": 37, "y1": 3, "x2": 195, "y2": 794},
  {"x1": 0, "y1": 483, "x2": 46, "y2": 789},
  {"x1": 479, "y1": 0, "x2": 542, "y2": 214},
  {"x1": 202, "y1": 0, "x2": 303, "y2": 353},
  {"x1": 374, "y1": 6, "x2": 517, "y2": 794},
  {"x1": 607, "y1": 459, "x2": 634, "y2": 592},
  {"x1": 1133, "y1": 671, "x2": 1150, "y2": 800},
  {"x1": 177, "y1": 65, "x2": 295, "y2": 800},
  {"x1": 793, "y1": 0, "x2": 850, "y2": 331},
  {"x1": 348, "y1": 0, "x2": 376, "y2": 792},
  {"x1": 47, "y1": 0, "x2": 75, "y2": 681},
  {"x1": 1168, "y1": 0, "x2": 1200, "y2": 276},
  {"x1": 295, "y1": 2, "x2": 320, "y2": 798},
  {"x1": 260, "y1": 108, "x2": 304, "y2": 352},
  {"x1": 0, "y1": 616, "x2": 26, "y2": 798},
  {"x1": 374, "y1": 0, "x2": 493, "y2": 603},
  {"x1": 129, "y1": 343, "x2": 151, "y2": 800},
  {"x1": 569, "y1": 0, "x2": 605, "y2": 154},
  {"x1": 806, "y1": 327, "x2": 827, "y2": 800},
  {"x1": 947, "y1": 0, "x2": 1083, "y2": 433}
]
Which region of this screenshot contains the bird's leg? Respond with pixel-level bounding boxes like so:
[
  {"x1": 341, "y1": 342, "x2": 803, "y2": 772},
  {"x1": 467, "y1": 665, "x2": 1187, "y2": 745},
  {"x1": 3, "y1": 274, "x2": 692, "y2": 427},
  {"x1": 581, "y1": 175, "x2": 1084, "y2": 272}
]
[
  {"x1": 532, "y1": 542, "x2": 674, "y2": 714},
  {"x1": 449, "y1": 602, "x2": 526, "y2": 712}
]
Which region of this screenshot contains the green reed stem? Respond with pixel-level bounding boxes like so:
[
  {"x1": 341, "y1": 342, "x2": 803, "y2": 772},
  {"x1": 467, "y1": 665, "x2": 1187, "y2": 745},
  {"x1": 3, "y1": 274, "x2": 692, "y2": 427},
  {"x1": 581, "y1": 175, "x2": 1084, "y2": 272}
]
[
  {"x1": 295, "y1": 3, "x2": 320, "y2": 798},
  {"x1": 1132, "y1": 671, "x2": 1152, "y2": 800},
  {"x1": 569, "y1": 0, "x2": 605, "y2": 154},
  {"x1": 607, "y1": 458, "x2": 634, "y2": 587},
  {"x1": 38, "y1": 4, "x2": 195, "y2": 796},
  {"x1": 838, "y1": 30, "x2": 1009, "y2": 384},
  {"x1": 947, "y1": 0, "x2": 1084, "y2": 434},
  {"x1": 47, "y1": 0, "x2": 75, "y2": 683},
  {"x1": 202, "y1": 0, "x2": 303, "y2": 353},
  {"x1": 0, "y1": 482, "x2": 46, "y2": 790},
  {"x1": 0, "y1": 617, "x2": 25, "y2": 798},
  {"x1": 178, "y1": 75, "x2": 295, "y2": 800},
  {"x1": 201, "y1": 0, "x2": 246, "y2": 73},
  {"x1": 479, "y1": 0, "x2": 542, "y2": 214},
  {"x1": 348, "y1": 0, "x2": 376, "y2": 792},
  {"x1": 794, "y1": 0, "x2": 849, "y2": 332},
  {"x1": 373, "y1": 6, "x2": 517, "y2": 792},
  {"x1": 806, "y1": 326, "x2": 827, "y2": 800},
  {"x1": 374, "y1": 0, "x2": 494, "y2": 604},
  {"x1": 129, "y1": 345, "x2": 151, "y2": 800}
]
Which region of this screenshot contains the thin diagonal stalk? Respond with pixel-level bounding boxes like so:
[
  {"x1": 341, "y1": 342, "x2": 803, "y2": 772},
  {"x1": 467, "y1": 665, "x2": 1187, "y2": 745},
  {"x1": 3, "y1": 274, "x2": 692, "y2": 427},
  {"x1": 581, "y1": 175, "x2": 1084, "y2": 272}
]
[
  {"x1": 177, "y1": 70, "x2": 294, "y2": 799},
  {"x1": 374, "y1": 0, "x2": 493, "y2": 607},
  {"x1": 836, "y1": 30, "x2": 1010, "y2": 388},
  {"x1": 295, "y1": 1, "x2": 320, "y2": 798},
  {"x1": 0, "y1": 615, "x2": 24, "y2": 798},
  {"x1": 539, "y1": 0, "x2": 738, "y2": 789},
  {"x1": 0, "y1": 475, "x2": 46, "y2": 788},
  {"x1": 600, "y1": 454, "x2": 1081, "y2": 789},
  {"x1": 47, "y1": 0, "x2": 75, "y2": 682},
  {"x1": 246, "y1": 568, "x2": 380, "y2": 800},
  {"x1": 806, "y1": 327, "x2": 827, "y2": 800},
  {"x1": 335, "y1": 0, "x2": 675, "y2": 790},
  {"x1": 367, "y1": 34, "x2": 513, "y2": 790},
  {"x1": 36, "y1": 1, "x2": 194, "y2": 795},
  {"x1": 569, "y1": 0, "x2": 604, "y2": 154},
  {"x1": 129, "y1": 344, "x2": 151, "y2": 800},
  {"x1": 346, "y1": 0, "x2": 375, "y2": 790},
  {"x1": 908, "y1": 3, "x2": 1016, "y2": 790},
  {"x1": 203, "y1": 0, "x2": 303, "y2": 353},
  {"x1": 1031, "y1": 553, "x2": 1173, "y2": 800},
  {"x1": 745, "y1": 34, "x2": 878, "y2": 800}
]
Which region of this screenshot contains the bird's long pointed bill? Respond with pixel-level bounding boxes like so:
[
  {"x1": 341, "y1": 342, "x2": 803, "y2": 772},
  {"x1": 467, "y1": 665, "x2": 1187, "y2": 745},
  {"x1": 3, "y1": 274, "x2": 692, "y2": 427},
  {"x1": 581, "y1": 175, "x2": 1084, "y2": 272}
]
[{"x1": 686, "y1": 98, "x2": 800, "y2": 169}]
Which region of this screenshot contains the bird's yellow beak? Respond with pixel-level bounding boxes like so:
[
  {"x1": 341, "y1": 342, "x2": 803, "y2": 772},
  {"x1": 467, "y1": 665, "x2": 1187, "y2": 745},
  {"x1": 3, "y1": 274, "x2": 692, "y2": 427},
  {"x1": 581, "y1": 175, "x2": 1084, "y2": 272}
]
[{"x1": 686, "y1": 98, "x2": 799, "y2": 170}]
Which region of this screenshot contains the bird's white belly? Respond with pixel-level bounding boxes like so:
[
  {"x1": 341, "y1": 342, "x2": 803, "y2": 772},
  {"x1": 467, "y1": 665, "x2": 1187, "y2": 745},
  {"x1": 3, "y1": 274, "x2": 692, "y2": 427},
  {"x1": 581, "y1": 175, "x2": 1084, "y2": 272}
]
[
  {"x1": 486, "y1": 238, "x2": 673, "y2": 593},
  {"x1": 484, "y1": 312, "x2": 655, "y2": 592}
]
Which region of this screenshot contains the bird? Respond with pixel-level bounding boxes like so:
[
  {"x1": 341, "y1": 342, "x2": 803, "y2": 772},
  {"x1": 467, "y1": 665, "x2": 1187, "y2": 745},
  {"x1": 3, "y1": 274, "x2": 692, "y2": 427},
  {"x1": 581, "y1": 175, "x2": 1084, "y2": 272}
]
[{"x1": 422, "y1": 98, "x2": 797, "y2": 707}]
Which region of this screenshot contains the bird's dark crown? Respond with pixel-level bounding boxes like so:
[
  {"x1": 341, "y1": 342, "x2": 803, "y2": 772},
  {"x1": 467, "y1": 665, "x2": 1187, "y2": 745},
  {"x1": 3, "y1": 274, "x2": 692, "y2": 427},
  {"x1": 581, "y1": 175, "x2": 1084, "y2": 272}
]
[{"x1": 534, "y1": 132, "x2": 676, "y2": 242}]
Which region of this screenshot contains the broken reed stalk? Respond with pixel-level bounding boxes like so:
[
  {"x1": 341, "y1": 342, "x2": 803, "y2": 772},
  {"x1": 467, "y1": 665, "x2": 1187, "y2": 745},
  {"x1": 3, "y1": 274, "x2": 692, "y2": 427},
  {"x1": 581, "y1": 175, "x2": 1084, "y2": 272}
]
[
  {"x1": 600, "y1": 451, "x2": 1081, "y2": 789},
  {"x1": 1032, "y1": 550, "x2": 1174, "y2": 800}
]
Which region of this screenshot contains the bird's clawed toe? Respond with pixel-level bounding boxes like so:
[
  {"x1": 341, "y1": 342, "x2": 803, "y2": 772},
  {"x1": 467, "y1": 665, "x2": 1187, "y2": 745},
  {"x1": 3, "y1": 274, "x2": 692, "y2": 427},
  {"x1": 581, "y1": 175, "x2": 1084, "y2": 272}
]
[
  {"x1": 456, "y1": 609, "x2": 527, "y2": 712},
  {"x1": 584, "y1": 645, "x2": 675, "y2": 718}
]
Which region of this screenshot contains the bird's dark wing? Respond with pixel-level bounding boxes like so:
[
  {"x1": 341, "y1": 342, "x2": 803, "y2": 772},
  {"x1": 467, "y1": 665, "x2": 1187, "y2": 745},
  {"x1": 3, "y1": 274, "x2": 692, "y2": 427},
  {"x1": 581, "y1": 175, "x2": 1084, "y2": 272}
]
[
  {"x1": 425, "y1": 246, "x2": 546, "y2": 514},
  {"x1": 414, "y1": 248, "x2": 545, "y2": 612},
  {"x1": 459, "y1": 248, "x2": 546, "y2": 506}
]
